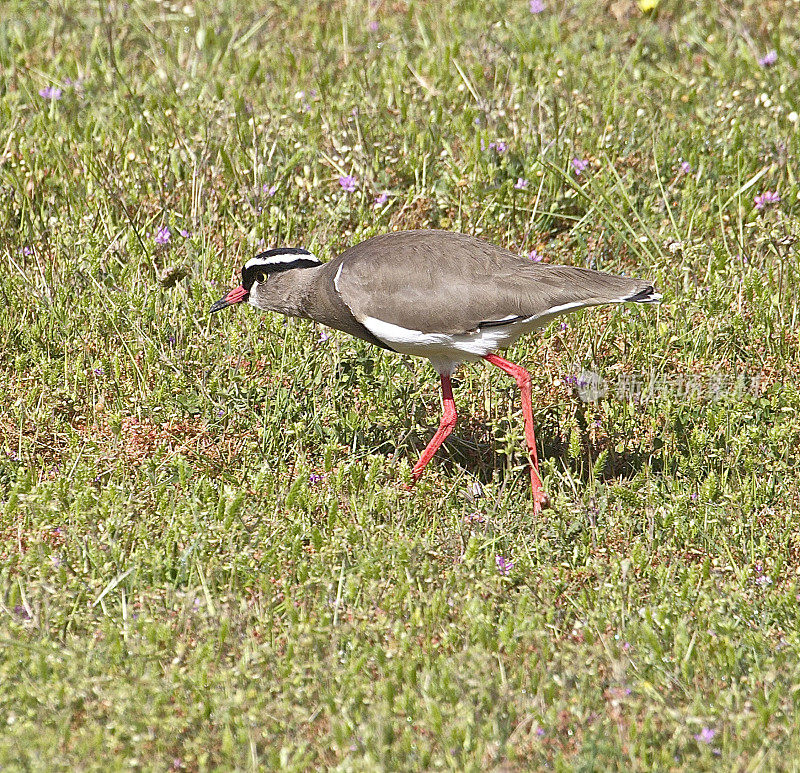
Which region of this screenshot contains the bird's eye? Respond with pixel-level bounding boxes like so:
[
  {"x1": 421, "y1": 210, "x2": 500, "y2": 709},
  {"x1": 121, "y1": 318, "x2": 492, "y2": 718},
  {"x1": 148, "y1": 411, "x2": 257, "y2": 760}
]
[{"x1": 259, "y1": 272, "x2": 267, "y2": 283}]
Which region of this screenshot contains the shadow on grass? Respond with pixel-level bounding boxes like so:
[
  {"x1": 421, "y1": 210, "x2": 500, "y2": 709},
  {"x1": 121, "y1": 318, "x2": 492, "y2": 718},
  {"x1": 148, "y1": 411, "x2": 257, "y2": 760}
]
[{"x1": 395, "y1": 407, "x2": 670, "y2": 486}]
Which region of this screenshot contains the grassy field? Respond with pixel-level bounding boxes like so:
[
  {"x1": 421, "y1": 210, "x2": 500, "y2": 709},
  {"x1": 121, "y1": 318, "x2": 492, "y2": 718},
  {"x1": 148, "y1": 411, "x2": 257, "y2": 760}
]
[{"x1": 2, "y1": 0, "x2": 800, "y2": 769}]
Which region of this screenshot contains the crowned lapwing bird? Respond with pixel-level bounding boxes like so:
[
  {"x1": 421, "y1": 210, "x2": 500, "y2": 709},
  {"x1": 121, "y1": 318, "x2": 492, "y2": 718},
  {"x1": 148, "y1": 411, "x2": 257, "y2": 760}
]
[{"x1": 211, "y1": 229, "x2": 661, "y2": 513}]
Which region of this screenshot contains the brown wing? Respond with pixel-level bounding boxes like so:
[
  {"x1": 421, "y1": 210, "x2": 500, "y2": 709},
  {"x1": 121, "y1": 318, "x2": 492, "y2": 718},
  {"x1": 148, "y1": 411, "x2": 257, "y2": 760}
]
[{"x1": 329, "y1": 230, "x2": 656, "y2": 335}]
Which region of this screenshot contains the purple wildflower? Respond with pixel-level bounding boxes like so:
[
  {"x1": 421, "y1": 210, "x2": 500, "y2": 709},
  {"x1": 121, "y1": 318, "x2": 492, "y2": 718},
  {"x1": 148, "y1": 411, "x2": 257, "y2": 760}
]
[
  {"x1": 154, "y1": 226, "x2": 171, "y2": 245},
  {"x1": 179, "y1": 228, "x2": 190, "y2": 238},
  {"x1": 536, "y1": 727, "x2": 545, "y2": 737},
  {"x1": 514, "y1": 178, "x2": 529, "y2": 189},
  {"x1": 93, "y1": 367, "x2": 104, "y2": 375},
  {"x1": 339, "y1": 175, "x2": 357, "y2": 193},
  {"x1": 374, "y1": 191, "x2": 389, "y2": 206},
  {"x1": 495, "y1": 555, "x2": 514, "y2": 575},
  {"x1": 754, "y1": 190, "x2": 780, "y2": 210},
  {"x1": 22, "y1": 246, "x2": 33, "y2": 256},
  {"x1": 694, "y1": 727, "x2": 716, "y2": 744},
  {"x1": 560, "y1": 321, "x2": 568, "y2": 332},
  {"x1": 758, "y1": 50, "x2": 777, "y2": 68},
  {"x1": 39, "y1": 86, "x2": 62, "y2": 100},
  {"x1": 528, "y1": 249, "x2": 544, "y2": 262},
  {"x1": 263, "y1": 183, "x2": 279, "y2": 197},
  {"x1": 13, "y1": 605, "x2": 31, "y2": 620},
  {"x1": 318, "y1": 328, "x2": 330, "y2": 342},
  {"x1": 309, "y1": 473, "x2": 323, "y2": 484},
  {"x1": 529, "y1": 0, "x2": 545, "y2": 12},
  {"x1": 679, "y1": 160, "x2": 692, "y2": 174},
  {"x1": 488, "y1": 141, "x2": 508, "y2": 153},
  {"x1": 368, "y1": 20, "x2": 379, "y2": 32},
  {"x1": 571, "y1": 157, "x2": 589, "y2": 175}
]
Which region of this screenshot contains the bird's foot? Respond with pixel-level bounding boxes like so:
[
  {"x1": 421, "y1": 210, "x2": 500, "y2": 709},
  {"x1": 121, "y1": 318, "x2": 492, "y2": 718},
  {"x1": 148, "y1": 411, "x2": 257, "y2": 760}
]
[
  {"x1": 404, "y1": 469, "x2": 423, "y2": 490},
  {"x1": 532, "y1": 488, "x2": 550, "y2": 515},
  {"x1": 530, "y1": 468, "x2": 549, "y2": 514}
]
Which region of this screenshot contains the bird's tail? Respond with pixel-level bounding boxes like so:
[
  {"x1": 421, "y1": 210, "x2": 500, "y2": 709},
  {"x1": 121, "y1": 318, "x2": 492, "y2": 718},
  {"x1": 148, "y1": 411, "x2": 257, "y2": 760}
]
[{"x1": 621, "y1": 284, "x2": 662, "y2": 304}]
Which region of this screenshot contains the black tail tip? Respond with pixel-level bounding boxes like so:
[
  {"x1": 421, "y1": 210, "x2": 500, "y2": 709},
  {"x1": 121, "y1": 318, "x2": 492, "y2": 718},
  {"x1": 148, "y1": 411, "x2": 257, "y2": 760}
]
[{"x1": 625, "y1": 285, "x2": 662, "y2": 304}]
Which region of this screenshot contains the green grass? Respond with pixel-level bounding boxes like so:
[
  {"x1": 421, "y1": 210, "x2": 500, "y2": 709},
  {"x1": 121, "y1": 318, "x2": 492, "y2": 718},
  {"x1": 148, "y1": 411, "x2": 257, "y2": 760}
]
[{"x1": 2, "y1": 0, "x2": 800, "y2": 768}]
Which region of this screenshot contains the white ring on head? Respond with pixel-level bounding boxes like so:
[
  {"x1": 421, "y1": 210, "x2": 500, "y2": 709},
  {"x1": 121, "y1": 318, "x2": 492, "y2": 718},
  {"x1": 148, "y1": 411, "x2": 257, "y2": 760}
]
[{"x1": 245, "y1": 250, "x2": 320, "y2": 270}]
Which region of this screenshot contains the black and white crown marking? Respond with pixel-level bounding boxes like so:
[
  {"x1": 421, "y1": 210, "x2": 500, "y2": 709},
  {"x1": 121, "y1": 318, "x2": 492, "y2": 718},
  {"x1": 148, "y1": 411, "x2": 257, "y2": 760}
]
[{"x1": 242, "y1": 248, "x2": 321, "y2": 290}]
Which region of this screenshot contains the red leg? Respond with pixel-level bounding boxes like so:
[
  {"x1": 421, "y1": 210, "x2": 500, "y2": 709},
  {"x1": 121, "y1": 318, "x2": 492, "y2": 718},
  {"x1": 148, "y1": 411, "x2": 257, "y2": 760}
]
[
  {"x1": 483, "y1": 353, "x2": 548, "y2": 513},
  {"x1": 410, "y1": 374, "x2": 458, "y2": 483}
]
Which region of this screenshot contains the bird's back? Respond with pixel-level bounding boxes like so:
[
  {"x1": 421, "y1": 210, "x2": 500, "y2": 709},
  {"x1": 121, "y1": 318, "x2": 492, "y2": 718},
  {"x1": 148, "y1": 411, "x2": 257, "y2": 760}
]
[{"x1": 325, "y1": 230, "x2": 657, "y2": 335}]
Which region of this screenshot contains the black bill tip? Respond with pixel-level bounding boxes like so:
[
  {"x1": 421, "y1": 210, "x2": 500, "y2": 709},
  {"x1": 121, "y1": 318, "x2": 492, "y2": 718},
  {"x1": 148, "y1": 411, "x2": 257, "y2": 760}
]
[{"x1": 210, "y1": 285, "x2": 248, "y2": 314}]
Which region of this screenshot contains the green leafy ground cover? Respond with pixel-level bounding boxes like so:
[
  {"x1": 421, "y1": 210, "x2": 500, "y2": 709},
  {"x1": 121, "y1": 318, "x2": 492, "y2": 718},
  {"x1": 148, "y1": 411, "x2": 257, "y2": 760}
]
[{"x1": 2, "y1": 0, "x2": 800, "y2": 769}]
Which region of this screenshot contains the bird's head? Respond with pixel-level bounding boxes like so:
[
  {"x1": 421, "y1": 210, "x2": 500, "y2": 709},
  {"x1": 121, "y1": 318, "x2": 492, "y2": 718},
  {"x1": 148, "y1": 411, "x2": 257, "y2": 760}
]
[{"x1": 210, "y1": 248, "x2": 321, "y2": 313}]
